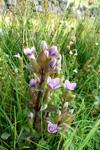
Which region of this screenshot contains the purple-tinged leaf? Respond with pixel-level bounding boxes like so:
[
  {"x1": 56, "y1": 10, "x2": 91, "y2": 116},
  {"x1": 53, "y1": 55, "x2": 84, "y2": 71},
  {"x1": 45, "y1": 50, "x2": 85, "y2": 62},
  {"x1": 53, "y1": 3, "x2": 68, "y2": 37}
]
[{"x1": 37, "y1": 50, "x2": 48, "y2": 69}]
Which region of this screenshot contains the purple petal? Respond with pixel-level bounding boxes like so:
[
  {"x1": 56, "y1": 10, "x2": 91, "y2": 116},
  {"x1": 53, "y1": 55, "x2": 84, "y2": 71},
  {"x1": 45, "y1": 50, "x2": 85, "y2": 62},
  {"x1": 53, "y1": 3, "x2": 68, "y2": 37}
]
[
  {"x1": 29, "y1": 79, "x2": 37, "y2": 87},
  {"x1": 48, "y1": 122, "x2": 52, "y2": 128},
  {"x1": 51, "y1": 130, "x2": 58, "y2": 133},
  {"x1": 47, "y1": 76, "x2": 51, "y2": 84},
  {"x1": 53, "y1": 78, "x2": 60, "y2": 86},
  {"x1": 49, "y1": 58, "x2": 57, "y2": 69},
  {"x1": 52, "y1": 124, "x2": 57, "y2": 129},
  {"x1": 24, "y1": 47, "x2": 35, "y2": 56},
  {"x1": 54, "y1": 85, "x2": 60, "y2": 89},
  {"x1": 71, "y1": 83, "x2": 77, "y2": 89}
]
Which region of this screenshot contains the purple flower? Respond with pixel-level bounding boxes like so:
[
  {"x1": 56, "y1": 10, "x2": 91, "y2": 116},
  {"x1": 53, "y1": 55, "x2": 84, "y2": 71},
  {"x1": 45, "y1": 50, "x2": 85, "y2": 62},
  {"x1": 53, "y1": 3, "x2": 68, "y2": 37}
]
[
  {"x1": 64, "y1": 80, "x2": 76, "y2": 91},
  {"x1": 24, "y1": 47, "x2": 35, "y2": 59},
  {"x1": 48, "y1": 123, "x2": 58, "y2": 133},
  {"x1": 28, "y1": 112, "x2": 33, "y2": 120},
  {"x1": 40, "y1": 40, "x2": 48, "y2": 51},
  {"x1": 29, "y1": 79, "x2": 37, "y2": 87},
  {"x1": 48, "y1": 46, "x2": 58, "y2": 57},
  {"x1": 49, "y1": 58, "x2": 57, "y2": 69},
  {"x1": 47, "y1": 76, "x2": 60, "y2": 90}
]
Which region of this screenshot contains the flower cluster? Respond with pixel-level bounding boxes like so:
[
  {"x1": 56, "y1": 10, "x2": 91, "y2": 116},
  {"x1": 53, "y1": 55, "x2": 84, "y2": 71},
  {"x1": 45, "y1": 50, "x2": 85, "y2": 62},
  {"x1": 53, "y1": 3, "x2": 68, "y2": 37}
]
[{"x1": 23, "y1": 41, "x2": 77, "y2": 137}]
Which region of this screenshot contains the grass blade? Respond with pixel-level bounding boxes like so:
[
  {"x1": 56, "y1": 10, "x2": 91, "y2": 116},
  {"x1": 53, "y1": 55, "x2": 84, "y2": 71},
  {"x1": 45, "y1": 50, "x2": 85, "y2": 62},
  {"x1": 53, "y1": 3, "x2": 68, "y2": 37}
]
[{"x1": 78, "y1": 119, "x2": 100, "y2": 150}]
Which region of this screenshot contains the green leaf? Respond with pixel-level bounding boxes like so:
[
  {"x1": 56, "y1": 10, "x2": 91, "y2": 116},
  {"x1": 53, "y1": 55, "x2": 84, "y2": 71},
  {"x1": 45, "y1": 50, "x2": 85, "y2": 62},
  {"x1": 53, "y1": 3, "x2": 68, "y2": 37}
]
[
  {"x1": 24, "y1": 64, "x2": 34, "y2": 72},
  {"x1": 0, "y1": 146, "x2": 8, "y2": 150},
  {"x1": 43, "y1": 104, "x2": 59, "y2": 112},
  {"x1": 1, "y1": 132, "x2": 11, "y2": 140},
  {"x1": 31, "y1": 58, "x2": 41, "y2": 72},
  {"x1": 64, "y1": 123, "x2": 79, "y2": 150},
  {"x1": 78, "y1": 119, "x2": 100, "y2": 150}
]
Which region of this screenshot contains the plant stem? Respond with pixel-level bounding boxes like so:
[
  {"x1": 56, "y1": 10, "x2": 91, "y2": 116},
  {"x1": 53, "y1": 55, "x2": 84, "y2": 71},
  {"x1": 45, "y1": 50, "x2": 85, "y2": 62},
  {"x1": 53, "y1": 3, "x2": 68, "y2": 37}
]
[{"x1": 33, "y1": 71, "x2": 45, "y2": 128}]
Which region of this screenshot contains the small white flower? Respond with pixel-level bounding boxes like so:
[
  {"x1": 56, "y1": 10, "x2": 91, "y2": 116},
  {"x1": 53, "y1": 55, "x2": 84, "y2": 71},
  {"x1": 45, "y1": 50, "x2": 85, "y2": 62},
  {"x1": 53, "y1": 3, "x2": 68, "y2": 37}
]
[
  {"x1": 13, "y1": 53, "x2": 20, "y2": 58},
  {"x1": 87, "y1": 75, "x2": 89, "y2": 78},
  {"x1": 96, "y1": 43, "x2": 98, "y2": 46},
  {"x1": 99, "y1": 85, "x2": 100, "y2": 88},
  {"x1": 74, "y1": 52, "x2": 78, "y2": 56},
  {"x1": 69, "y1": 50, "x2": 73, "y2": 55},
  {"x1": 15, "y1": 68, "x2": 18, "y2": 73},
  {"x1": 65, "y1": 21, "x2": 68, "y2": 26},
  {"x1": 60, "y1": 20, "x2": 64, "y2": 25},
  {"x1": 73, "y1": 69, "x2": 77, "y2": 73},
  {"x1": 0, "y1": 29, "x2": 2, "y2": 33},
  {"x1": 88, "y1": 65, "x2": 91, "y2": 67}
]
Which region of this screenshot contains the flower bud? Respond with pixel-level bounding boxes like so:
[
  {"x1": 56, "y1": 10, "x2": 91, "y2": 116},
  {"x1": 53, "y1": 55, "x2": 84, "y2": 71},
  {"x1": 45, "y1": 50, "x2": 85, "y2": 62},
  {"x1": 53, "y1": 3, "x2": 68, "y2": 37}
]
[
  {"x1": 88, "y1": 0, "x2": 93, "y2": 5},
  {"x1": 40, "y1": 104, "x2": 48, "y2": 111},
  {"x1": 29, "y1": 79, "x2": 37, "y2": 87},
  {"x1": 66, "y1": 45, "x2": 70, "y2": 51},
  {"x1": 48, "y1": 46, "x2": 58, "y2": 57},
  {"x1": 69, "y1": 41, "x2": 74, "y2": 46},
  {"x1": 57, "y1": 54, "x2": 61, "y2": 69},
  {"x1": 56, "y1": 110, "x2": 61, "y2": 116},
  {"x1": 40, "y1": 40, "x2": 48, "y2": 51},
  {"x1": 63, "y1": 102, "x2": 68, "y2": 110},
  {"x1": 28, "y1": 112, "x2": 33, "y2": 120},
  {"x1": 69, "y1": 109, "x2": 74, "y2": 115},
  {"x1": 61, "y1": 123, "x2": 69, "y2": 128},
  {"x1": 49, "y1": 58, "x2": 57, "y2": 69},
  {"x1": 44, "y1": 50, "x2": 49, "y2": 58},
  {"x1": 71, "y1": 36, "x2": 76, "y2": 42},
  {"x1": 57, "y1": 54, "x2": 61, "y2": 61},
  {"x1": 72, "y1": 49, "x2": 78, "y2": 55}
]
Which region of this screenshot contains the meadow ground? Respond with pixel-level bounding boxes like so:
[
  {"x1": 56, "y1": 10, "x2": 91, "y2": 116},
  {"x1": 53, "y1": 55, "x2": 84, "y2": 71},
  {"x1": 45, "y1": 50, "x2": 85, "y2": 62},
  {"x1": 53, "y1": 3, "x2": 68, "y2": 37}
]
[{"x1": 0, "y1": 1, "x2": 100, "y2": 150}]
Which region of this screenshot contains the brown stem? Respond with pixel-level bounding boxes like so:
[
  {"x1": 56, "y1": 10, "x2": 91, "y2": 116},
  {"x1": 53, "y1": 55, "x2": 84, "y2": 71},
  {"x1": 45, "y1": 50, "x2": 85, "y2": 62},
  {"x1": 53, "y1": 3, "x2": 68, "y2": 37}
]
[{"x1": 33, "y1": 71, "x2": 45, "y2": 128}]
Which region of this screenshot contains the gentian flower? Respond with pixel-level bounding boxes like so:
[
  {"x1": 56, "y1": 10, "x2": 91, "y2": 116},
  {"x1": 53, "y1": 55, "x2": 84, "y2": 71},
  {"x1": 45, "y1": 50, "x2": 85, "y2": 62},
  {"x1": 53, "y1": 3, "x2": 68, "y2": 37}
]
[
  {"x1": 40, "y1": 40, "x2": 48, "y2": 51},
  {"x1": 28, "y1": 112, "x2": 33, "y2": 120},
  {"x1": 29, "y1": 79, "x2": 37, "y2": 87},
  {"x1": 64, "y1": 80, "x2": 76, "y2": 91},
  {"x1": 24, "y1": 47, "x2": 35, "y2": 59},
  {"x1": 48, "y1": 123, "x2": 58, "y2": 133},
  {"x1": 49, "y1": 58, "x2": 57, "y2": 69},
  {"x1": 48, "y1": 46, "x2": 58, "y2": 57},
  {"x1": 47, "y1": 76, "x2": 60, "y2": 90}
]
